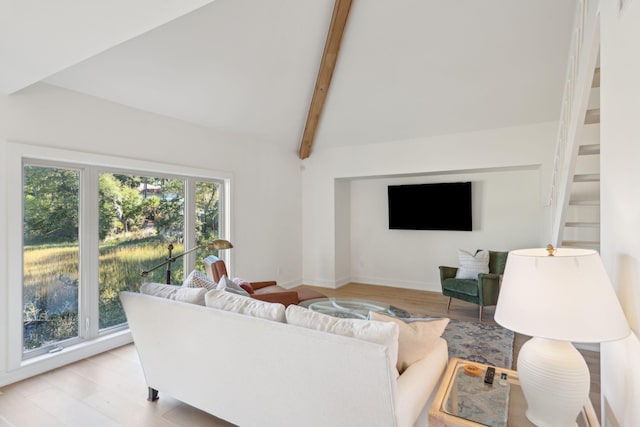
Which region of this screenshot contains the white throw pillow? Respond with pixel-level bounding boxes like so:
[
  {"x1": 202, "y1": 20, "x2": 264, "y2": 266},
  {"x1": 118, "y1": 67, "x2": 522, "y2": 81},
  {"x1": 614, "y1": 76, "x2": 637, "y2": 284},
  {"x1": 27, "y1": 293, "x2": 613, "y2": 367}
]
[
  {"x1": 183, "y1": 269, "x2": 217, "y2": 291},
  {"x1": 215, "y1": 274, "x2": 250, "y2": 296},
  {"x1": 140, "y1": 282, "x2": 207, "y2": 305},
  {"x1": 285, "y1": 305, "x2": 399, "y2": 377},
  {"x1": 455, "y1": 249, "x2": 490, "y2": 279},
  {"x1": 370, "y1": 312, "x2": 449, "y2": 373},
  {"x1": 205, "y1": 289, "x2": 286, "y2": 322}
]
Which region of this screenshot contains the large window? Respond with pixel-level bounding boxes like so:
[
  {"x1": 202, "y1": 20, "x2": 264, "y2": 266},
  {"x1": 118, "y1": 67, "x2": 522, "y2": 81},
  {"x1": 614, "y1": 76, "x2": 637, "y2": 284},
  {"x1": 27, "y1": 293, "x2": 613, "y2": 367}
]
[{"x1": 18, "y1": 152, "x2": 228, "y2": 359}]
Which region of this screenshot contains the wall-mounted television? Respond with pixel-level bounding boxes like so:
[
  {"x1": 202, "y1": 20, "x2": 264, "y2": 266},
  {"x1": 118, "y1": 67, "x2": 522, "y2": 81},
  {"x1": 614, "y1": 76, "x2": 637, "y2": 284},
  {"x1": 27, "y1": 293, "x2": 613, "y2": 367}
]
[{"x1": 388, "y1": 182, "x2": 472, "y2": 231}]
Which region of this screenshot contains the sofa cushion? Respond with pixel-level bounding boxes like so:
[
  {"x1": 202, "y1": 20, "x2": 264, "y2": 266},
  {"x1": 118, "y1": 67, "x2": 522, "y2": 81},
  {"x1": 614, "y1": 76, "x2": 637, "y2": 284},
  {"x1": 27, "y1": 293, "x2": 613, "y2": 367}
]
[
  {"x1": 370, "y1": 312, "x2": 449, "y2": 373},
  {"x1": 216, "y1": 275, "x2": 251, "y2": 297},
  {"x1": 205, "y1": 289, "x2": 286, "y2": 322},
  {"x1": 140, "y1": 282, "x2": 207, "y2": 305},
  {"x1": 455, "y1": 249, "x2": 490, "y2": 279},
  {"x1": 286, "y1": 305, "x2": 399, "y2": 376},
  {"x1": 183, "y1": 269, "x2": 217, "y2": 291},
  {"x1": 442, "y1": 278, "x2": 479, "y2": 296}
]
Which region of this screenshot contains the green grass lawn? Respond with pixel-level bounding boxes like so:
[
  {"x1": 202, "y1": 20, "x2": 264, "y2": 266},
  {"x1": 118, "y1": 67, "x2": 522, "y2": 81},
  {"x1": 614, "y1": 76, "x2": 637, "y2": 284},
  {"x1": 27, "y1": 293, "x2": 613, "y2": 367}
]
[{"x1": 23, "y1": 235, "x2": 187, "y2": 350}]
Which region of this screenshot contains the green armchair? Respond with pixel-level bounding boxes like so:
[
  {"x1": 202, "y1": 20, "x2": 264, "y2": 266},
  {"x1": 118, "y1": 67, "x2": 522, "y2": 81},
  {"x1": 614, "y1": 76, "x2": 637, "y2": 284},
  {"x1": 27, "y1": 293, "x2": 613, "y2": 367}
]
[{"x1": 439, "y1": 250, "x2": 508, "y2": 321}]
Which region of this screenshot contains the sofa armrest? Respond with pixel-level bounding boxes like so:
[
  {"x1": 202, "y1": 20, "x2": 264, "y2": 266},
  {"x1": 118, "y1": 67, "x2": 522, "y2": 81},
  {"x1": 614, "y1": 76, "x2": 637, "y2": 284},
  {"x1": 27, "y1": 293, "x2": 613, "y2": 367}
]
[
  {"x1": 477, "y1": 273, "x2": 502, "y2": 306},
  {"x1": 438, "y1": 266, "x2": 458, "y2": 281},
  {"x1": 395, "y1": 338, "x2": 448, "y2": 427},
  {"x1": 251, "y1": 292, "x2": 299, "y2": 307},
  {"x1": 250, "y1": 281, "x2": 278, "y2": 290},
  {"x1": 478, "y1": 272, "x2": 501, "y2": 281}
]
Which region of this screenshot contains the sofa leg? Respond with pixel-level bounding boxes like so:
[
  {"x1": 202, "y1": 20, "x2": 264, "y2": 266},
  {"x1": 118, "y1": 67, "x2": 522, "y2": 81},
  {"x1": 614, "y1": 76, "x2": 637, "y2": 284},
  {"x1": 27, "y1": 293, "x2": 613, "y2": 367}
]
[
  {"x1": 479, "y1": 306, "x2": 483, "y2": 322},
  {"x1": 147, "y1": 387, "x2": 159, "y2": 402},
  {"x1": 446, "y1": 297, "x2": 452, "y2": 312}
]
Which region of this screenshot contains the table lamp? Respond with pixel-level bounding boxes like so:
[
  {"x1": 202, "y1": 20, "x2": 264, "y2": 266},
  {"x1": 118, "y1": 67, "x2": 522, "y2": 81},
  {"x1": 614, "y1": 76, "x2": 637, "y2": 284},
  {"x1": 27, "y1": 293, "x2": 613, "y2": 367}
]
[
  {"x1": 141, "y1": 238, "x2": 233, "y2": 284},
  {"x1": 494, "y1": 246, "x2": 630, "y2": 427}
]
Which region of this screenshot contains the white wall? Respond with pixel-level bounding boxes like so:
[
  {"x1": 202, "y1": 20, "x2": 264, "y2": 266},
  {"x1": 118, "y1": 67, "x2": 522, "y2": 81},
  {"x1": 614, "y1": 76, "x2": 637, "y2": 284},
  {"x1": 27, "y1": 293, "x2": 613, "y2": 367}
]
[
  {"x1": 349, "y1": 169, "x2": 543, "y2": 292},
  {"x1": 600, "y1": 1, "x2": 640, "y2": 425},
  {"x1": 334, "y1": 179, "x2": 352, "y2": 285},
  {"x1": 2, "y1": 83, "x2": 302, "y2": 284},
  {"x1": 301, "y1": 121, "x2": 558, "y2": 288},
  {"x1": 0, "y1": 83, "x2": 302, "y2": 384}
]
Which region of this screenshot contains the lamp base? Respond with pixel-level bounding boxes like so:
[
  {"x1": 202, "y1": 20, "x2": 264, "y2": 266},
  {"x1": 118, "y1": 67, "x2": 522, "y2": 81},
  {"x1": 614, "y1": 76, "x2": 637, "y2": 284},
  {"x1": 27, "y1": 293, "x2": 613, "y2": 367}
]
[{"x1": 517, "y1": 337, "x2": 590, "y2": 427}]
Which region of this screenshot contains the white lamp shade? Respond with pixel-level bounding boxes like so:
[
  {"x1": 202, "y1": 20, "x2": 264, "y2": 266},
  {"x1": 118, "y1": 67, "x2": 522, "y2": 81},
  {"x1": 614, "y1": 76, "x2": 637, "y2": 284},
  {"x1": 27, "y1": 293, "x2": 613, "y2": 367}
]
[{"x1": 495, "y1": 247, "x2": 630, "y2": 343}]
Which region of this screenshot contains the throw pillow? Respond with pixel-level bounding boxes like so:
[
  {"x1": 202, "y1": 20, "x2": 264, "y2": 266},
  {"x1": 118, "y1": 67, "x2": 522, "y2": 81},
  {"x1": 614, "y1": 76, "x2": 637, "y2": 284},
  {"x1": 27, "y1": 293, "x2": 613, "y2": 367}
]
[
  {"x1": 285, "y1": 305, "x2": 399, "y2": 377},
  {"x1": 215, "y1": 275, "x2": 250, "y2": 297},
  {"x1": 183, "y1": 269, "x2": 217, "y2": 291},
  {"x1": 205, "y1": 289, "x2": 286, "y2": 322},
  {"x1": 232, "y1": 277, "x2": 254, "y2": 294},
  {"x1": 140, "y1": 282, "x2": 207, "y2": 305},
  {"x1": 455, "y1": 249, "x2": 490, "y2": 279},
  {"x1": 369, "y1": 312, "x2": 449, "y2": 373}
]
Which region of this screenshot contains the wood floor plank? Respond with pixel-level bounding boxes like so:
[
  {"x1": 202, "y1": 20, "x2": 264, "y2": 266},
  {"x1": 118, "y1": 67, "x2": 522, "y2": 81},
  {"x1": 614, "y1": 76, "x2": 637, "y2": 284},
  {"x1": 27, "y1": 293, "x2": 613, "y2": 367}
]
[
  {"x1": 0, "y1": 391, "x2": 67, "y2": 427},
  {"x1": 82, "y1": 390, "x2": 176, "y2": 427},
  {"x1": 65, "y1": 358, "x2": 147, "y2": 401},
  {"x1": 40, "y1": 367, "x2": 101, "y2": 400},
  {"x1": 27, "y1": 387, "x2": 120, "y2": 427},
  {"x1": 0, "y1": 372, "x2": 52, "y2": 398},
  {"x1": 162, "y1": 403, "x2": 233, "y2": 427}
]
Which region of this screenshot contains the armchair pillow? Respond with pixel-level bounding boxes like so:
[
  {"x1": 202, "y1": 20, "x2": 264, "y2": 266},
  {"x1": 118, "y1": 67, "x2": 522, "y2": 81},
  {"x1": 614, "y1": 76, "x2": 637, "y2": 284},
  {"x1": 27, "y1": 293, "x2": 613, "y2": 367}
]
[
  {"x1": 369, "y1": 312, "x2": 449, "y2": 373},
  {"x1": 232, "y1": 277, "x2": 254, "y2": 294},
  {"x1": 455, "y1": 249, "x2": 490, "y2": 279}
]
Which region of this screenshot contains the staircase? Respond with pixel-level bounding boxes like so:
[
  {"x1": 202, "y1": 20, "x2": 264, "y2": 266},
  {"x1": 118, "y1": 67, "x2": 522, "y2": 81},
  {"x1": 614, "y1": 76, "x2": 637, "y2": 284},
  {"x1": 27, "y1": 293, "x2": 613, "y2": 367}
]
[{"x1": 561, "y1": 67, "x2": 601, "y2": 252}]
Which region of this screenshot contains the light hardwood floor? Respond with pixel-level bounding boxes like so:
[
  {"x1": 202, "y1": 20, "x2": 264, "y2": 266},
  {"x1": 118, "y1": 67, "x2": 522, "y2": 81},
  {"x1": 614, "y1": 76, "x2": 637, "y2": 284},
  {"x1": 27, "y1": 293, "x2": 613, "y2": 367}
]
[{"x1": 0, "y1": 283, "x2": 600, "y2": 426}]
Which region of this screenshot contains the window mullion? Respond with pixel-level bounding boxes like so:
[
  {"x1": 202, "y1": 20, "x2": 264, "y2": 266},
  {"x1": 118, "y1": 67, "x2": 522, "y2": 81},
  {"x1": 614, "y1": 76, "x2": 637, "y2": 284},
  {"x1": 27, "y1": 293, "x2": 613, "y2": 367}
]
[
  {"x1": 81, "y1": 167, "x2": 100, "y2": 339},
  {"x1": 184, "y1": 179, "x2": 197, "y2": 277}
]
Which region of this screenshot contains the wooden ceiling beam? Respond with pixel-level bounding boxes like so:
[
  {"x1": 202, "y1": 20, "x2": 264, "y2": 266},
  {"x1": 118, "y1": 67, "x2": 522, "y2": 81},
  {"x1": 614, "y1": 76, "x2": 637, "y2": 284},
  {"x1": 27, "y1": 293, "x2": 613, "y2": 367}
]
[{"x1": 298, "y1": 0, "x2": 353, "y2": 160}]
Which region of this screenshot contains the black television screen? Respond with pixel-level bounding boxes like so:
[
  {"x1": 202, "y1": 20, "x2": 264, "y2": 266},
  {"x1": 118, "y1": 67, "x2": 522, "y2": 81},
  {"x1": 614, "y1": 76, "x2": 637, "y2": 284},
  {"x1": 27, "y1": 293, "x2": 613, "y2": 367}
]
[{"x1": 388, "y1": 182, "x2": 472, "y2": 231}]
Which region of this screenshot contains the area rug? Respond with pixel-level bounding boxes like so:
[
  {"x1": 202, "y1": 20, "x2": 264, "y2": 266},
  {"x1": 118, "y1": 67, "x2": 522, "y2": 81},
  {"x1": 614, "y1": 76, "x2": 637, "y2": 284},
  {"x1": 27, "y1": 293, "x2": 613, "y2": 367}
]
[{"x1": 407, "y1": 317, "x2": 515, "y2": 369}]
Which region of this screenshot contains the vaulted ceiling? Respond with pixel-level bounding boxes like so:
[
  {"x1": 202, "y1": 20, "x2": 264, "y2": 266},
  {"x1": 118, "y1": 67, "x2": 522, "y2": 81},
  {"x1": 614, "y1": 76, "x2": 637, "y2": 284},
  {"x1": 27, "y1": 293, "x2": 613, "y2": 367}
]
[{"x1": 1, "y1": 0, "x2": 576, "y2": 156}]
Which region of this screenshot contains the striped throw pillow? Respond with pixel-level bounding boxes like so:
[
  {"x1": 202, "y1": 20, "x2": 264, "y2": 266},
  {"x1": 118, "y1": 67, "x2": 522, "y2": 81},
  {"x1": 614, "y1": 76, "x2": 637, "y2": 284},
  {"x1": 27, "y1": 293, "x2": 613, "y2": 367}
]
[{"x1": 455, "y1": 249, "x2": 490, "y2": 279}]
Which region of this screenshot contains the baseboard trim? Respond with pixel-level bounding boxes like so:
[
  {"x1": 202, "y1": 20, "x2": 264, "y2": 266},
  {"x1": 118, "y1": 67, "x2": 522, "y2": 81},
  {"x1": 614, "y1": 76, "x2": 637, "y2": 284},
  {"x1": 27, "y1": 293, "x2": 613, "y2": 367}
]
[{"x1": 350, "y1": 276, "x2": 440, "y2": 293}]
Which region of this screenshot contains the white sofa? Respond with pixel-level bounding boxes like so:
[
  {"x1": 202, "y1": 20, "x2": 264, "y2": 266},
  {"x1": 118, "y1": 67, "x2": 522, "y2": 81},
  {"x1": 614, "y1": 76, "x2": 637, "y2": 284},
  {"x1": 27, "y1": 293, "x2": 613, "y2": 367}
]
[{"x1": 120, "y1": 289, "x2": 448, "y2": 427}]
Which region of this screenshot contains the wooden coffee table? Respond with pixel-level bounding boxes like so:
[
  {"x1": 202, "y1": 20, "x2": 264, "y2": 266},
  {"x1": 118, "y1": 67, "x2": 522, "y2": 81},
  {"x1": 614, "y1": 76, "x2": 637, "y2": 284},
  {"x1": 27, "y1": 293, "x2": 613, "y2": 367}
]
[{"x1": 429, "y1": 358, "x2": 599, "y2": 427}]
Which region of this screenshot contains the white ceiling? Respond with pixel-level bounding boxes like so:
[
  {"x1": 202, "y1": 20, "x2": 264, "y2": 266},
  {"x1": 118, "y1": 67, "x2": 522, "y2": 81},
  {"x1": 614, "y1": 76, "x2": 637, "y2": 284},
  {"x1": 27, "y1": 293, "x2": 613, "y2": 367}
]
[
  {"x1": 1, "y1": 0, "x2": 577, "y2": 154},
  {"x1": 0, "y1": 0, "x2": 215, "y2": 93}
]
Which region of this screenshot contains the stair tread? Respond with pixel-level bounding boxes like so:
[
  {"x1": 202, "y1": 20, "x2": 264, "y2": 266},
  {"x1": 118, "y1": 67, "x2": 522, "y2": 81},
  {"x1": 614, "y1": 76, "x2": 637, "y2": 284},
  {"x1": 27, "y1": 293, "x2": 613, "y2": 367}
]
[
  {"x1": 585, "y1": 109, "x2": 600, "y2": 125},
  {"x1": 578, "y1": 144, "x2": 600, "y2": 155},
  {"x1": 569, "y1": 199, "x2": 600, "y2": 206},
  {"x1": 573, "y1": 173, "x2": 600, "y2": 182},
  {"x1": 592, "y1": 68, "x2": 600, "y2": 88},
  {"x1": 565, "y1": 222, "x2": 600, "y2": 228},
  {"x1": 562, "y1": 240, "x2": 600, "y2": 246}
]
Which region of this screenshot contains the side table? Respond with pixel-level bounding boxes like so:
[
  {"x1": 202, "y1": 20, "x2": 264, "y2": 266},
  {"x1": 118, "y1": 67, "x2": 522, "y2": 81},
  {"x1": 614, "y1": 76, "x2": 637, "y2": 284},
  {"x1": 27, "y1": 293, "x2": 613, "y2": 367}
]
[{"x1": 428, "y1": 358, "x2": 599, "y2": 427}]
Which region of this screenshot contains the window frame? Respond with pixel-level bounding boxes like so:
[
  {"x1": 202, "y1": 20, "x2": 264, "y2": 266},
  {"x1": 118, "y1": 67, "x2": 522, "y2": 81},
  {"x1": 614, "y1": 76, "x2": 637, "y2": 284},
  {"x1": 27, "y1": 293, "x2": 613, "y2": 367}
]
[{"x1": 7, "y1": 142, "x2": 232, "y2": 371}]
